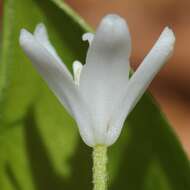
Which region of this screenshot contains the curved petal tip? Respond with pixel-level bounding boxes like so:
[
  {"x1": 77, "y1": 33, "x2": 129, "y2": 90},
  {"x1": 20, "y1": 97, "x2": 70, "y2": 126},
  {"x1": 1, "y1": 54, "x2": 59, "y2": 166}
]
[
  {"x1": 101, "y1": 14, "x2": 126, "y2": 26},
  {"x1": 92, "y1": 14, "x2": 131, "y2": 56},
  {"x1": 34, "y1": 23, "x2": 50, "y2": 42},
  {"x1": 163, "y1": 27, "x2": 175, "y2": 41},
  {"x1": 19, "y1": 29, "x2": 33, "y2": 47},
  {"x1": 98, "y1": 14, "x2": 130, "y2": 40},
  {"x1": 158, "y1": 27, "x2": 176, "y2": 55},
  {"x1": 34, "y1": 23, "x2": 46, "y2": 33}
]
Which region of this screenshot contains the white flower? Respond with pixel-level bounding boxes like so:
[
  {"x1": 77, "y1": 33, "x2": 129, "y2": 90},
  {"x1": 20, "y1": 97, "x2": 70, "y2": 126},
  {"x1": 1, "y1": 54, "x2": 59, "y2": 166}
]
[{"x1": 19, "y1": 14, "x2": 175, "y2": 147}]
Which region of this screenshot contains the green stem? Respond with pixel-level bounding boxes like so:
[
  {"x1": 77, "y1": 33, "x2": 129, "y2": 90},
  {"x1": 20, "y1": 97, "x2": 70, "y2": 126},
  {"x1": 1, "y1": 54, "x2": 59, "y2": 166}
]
[{"x1": 93, "y1": 145, "x2": 108, "y2": 190}]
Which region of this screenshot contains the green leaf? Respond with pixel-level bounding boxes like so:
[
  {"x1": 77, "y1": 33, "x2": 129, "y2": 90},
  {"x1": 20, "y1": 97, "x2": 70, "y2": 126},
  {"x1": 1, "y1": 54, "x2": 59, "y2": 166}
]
[{"x1": 0, "y1": 0, "x2": 190, "y2": 190}]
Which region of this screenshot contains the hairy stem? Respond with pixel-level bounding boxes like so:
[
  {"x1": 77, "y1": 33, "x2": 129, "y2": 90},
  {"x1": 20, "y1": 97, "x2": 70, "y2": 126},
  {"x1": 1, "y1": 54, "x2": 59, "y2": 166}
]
[{"x1": 93, "y1": 145, "x2": 108, "y2": 190}]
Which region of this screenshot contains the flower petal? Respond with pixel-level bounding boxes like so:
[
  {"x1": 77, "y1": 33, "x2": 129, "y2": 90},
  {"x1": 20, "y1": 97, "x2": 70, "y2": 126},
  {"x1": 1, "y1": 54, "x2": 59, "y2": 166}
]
[
  {"x1": 34, "y1": 23, "x2": 67, "y2": 67},
  {"x1": 79, "y1": 14, "x2": 131, "y2": 143},
  {"x1": 106, "y1": 27, "x2": 175, "y2": 145},
  {"x1": 19, "y1": 29, "x2": 94, "y2": 146}
]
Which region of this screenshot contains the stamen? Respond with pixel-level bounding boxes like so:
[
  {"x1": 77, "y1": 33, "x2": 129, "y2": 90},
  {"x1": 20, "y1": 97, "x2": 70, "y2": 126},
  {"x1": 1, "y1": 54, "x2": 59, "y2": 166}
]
[
  {"x1": 73, "y1": 60, "x2": 83, "y2": 86},
  {"x1": 82, "y1": 32, "x2": 94, "y2": 45}
]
